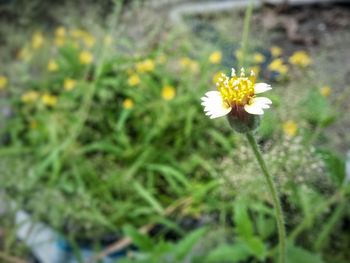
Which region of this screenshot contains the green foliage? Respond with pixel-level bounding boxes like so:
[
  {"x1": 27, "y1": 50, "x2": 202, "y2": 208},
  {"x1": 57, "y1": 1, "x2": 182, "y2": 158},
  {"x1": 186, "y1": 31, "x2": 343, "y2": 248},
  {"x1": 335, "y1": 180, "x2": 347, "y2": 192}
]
[
  {"x1": 318, "y1": 149, "x2": 346, "y2": 187},
  {"x1": 286, "y1": 243, "x2": 324, "y2": 263},
  {"x1": 301, "y1": 88, "x2": 336, "y2": 127},
  {"x1": 0, "y1": 2, "x2": 349, "y2": 262}
]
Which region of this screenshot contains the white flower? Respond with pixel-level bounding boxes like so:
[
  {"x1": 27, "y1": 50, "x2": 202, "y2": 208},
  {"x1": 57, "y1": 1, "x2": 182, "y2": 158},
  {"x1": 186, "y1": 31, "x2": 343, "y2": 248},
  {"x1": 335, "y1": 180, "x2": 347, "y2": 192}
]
[{"x1": 201, "y1": 68, "x2": 272, "y2": 119}]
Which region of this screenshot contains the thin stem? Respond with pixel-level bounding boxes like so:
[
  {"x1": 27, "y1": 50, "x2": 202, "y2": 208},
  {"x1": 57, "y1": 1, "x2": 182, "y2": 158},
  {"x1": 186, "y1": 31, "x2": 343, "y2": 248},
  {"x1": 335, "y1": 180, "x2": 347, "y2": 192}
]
[
  {"x1": 239, "y1": 3, "x2": 253, "y2": 68},
  {"x1": 246, "y1": 132, "x2": 286, "y2": 263}
]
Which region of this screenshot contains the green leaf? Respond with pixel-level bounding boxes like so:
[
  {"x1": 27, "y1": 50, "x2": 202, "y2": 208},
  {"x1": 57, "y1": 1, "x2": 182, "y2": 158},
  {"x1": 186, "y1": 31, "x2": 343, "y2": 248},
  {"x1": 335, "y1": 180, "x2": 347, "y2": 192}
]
[
  {"x1": 204, "y1": 243, "x2": 250, "y2": 263},
  {"x1": 133, "y1": 182, "x2": 164, "y2": 214},
  {"x1": 233, "y1": 201, "x2": 253, "y2": 238},
  {"x1": 301, "y1": 89, "x2": 335, "y2": 127},
  {"x1": 147, "y1": 164, "x2": 190, "y2": 189},
  {"x1": 123, "y1": 225, "x2": 154, "y2": 252},
  {"x1": 174, "y1": 227, "x2": 207, "y2": 260},
  {"x1": 259, "y1": 111, "x2": 278, "y2": 139},
  {"x1": 243, "y1": 236, "x2": 267, "y2": 260},
  {"x1": 286, "y1": 243, "x2": 324, "y2": 263},
  {"x1": 317, "y1": 149, "x2": 345, "y2": 186}
]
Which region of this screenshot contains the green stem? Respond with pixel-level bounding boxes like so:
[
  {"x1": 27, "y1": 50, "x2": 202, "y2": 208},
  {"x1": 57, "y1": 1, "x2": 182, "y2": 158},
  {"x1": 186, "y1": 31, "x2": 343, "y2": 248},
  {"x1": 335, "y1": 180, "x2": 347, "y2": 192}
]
[
  {"x1": 239, "y1": 3, "x2": 253, "y2": 68},
  {"x1": 246, "y1": 132, "x2": 286, "y2": 263}
]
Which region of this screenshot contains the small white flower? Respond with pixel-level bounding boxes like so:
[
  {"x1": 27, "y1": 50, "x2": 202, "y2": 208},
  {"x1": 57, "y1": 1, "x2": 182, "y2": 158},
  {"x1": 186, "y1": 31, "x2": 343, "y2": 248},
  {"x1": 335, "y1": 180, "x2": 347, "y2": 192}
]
[{"x1": 201, "y1": 68, "x2": 272, "y2": 119}]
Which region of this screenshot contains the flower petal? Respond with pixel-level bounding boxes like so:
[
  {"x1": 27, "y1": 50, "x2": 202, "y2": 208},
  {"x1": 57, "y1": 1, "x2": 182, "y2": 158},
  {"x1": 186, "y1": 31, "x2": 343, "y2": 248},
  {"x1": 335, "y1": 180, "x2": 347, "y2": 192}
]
[
  {"x1": 254, "y1": 83, "x2": 272, "y2": 94},
  {"x1": 244, "y1": 101, "x2": 264, "y2": 115},
  {"x1": 250, "y1": 97, "x2": 272, "y2": 109},
  {"x1": 201, "y1": 91, "x2": 231, "y2": 119},
  {"x1": 252, "y1": 97, "x2": 272, "y2": 105}
]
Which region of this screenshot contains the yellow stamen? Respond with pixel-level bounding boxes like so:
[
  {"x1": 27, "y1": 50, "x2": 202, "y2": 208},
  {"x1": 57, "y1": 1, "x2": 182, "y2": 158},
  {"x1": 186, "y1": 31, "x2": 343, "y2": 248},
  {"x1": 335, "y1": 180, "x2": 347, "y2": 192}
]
[{"x1": 216, "y1": 68, "x2": 255, "y2": 106}]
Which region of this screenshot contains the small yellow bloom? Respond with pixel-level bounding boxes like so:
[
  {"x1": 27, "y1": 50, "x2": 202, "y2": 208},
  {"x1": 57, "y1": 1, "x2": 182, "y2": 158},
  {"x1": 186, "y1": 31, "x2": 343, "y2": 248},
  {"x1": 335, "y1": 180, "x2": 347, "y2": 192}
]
[
  {"x1": 136, "y1": 59, "x2": 155, "y2": 73},
  {"x1": 0, "y1": 75, "x2": 8, "y2": 90},
  {"x1": 83, "y1": 34, "x2": 96, "y2": 48},
  {"x1": 253, "y1": 52, "x2": 265, "y2": 64},
  {"x1": 42, "y1": 93, "x2": 58, "y2": 107},
  {"x1": 54, "y1": 37, "x2": 65, "y2": 47},
  {"x1": 235, "y1": 49, "x2": 243, "y2": 60},
  {"x1": 180, "y1": 57, "x2": 191, "y2": 67},
  {"x1": 71, "y1": 29, "x2": 86, "y2": 38},
  {"x1": 180, "y1": 57, "x2": 199, "y2": 73},
  {"x1": 30, "y1": 120, "x2": 38, "y2": 129},
  {"x1": 209, "y1": 51, "x2": 222, "y2": 64},
  {"x1": 104, "y1": 35, "x2": 113, "y2": 46},
  {"x1": 289, "y1": 51, "x2": 311, "y2": 67},
  {"x1": 21, "y1": 91, "x2": 39, "y2": 103},
  {"x1": 17, "y1": 47, "x2": 32, "y2": 61},
  {"x1": 189, "y1": 61, "x2": 199, "y2": 74},
  {"x1": 283, "y1": 120, "x2": 298, "y2": 137},
  {"x1": 320, "y1": 86, "x2": 331, "y2": 97},
  {"x1": 64, "y1": 78, "x2": 76, "y2": 91},
  {"x1": 55, "y1": 26, "x2": 66, "y2": 38},
  {"x1": 268, "y1": 58, "x2": 288, "y2": 75},
  {"x1": 127, "y1": 74, "x2": 140, "y2": 86},
  {"x1": 249, "y1": 66, "x2": 261, "y2": 77},
  {"x1": 156, "y1": 54, "x2": 166, "y2": 64},
  {"x1": 162, "y1": 85, "x2": 176, "y2": 101},
  {"x1": 123, "y1": 98, "x2": 134, "y2": 109},
  {"x1": 79, "y1": 51, "x2": 93, "y2": 65},
  {"x1": 270, "y1": 46, "x2": 282, "y2": 57},
  {"x1": 31, "y1": 31, "x2": 45, "y2": 49},
  {"x1": 48, "y1": 60, "x2": 59, "y2": 72}
]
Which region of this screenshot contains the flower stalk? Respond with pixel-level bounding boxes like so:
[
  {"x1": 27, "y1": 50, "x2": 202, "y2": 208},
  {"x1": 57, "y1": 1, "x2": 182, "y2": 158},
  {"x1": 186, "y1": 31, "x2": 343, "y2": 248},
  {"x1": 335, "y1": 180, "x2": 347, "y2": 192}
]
[{"x1": 246, "y1": 131, "x2": 286, "y2": 263}]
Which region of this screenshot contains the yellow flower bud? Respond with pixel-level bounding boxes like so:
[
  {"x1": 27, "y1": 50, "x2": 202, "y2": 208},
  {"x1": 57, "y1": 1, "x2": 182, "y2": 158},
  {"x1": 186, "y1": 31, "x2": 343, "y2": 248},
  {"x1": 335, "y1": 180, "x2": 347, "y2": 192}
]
[{"x1": 162, "y1": 85, "x2": 176, "y2": 101}]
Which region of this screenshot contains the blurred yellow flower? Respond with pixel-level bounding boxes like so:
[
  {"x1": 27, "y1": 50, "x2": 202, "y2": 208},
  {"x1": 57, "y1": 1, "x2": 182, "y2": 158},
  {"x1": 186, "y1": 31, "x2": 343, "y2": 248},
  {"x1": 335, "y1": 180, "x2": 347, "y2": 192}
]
[
  {"x1": 21, "y1": 91, "x2": 39, "y2": 103},
  {"x1": 104, "y1": 35, "x2": 113, "y2": 46},
  {"x1": 190, "y1": 61, "x2": 200, "y2": 74},
  {"x1": 156, "y1": 54, "x2": 166, "y2": 64},
  {"x1": 54, "y1": 37, "x2": 65, "y2": 47},
  {"x1": 283, "y1": 120, "x2": 298, "y2": 137},
  {"x1": 180, "y1": 57, "x2": 191, "y2": 67},
  {"x1": 268, "y1": 58, "x2": 288, "y2": 75},
  {"x1": 31, "y1": 32, "x2": 45, "y2": 49},
  {"x1": 17, "y1": 47, "x2": 32, "y2": 61},
  {"x1": 127, "y1": 74, "x2": 140, "y2": 86},
  {"x1": 180, "y1": 57, "x2": 199, "y2": 74},
  {"x1": 235, "y1": 49, "x2": 243, "y2": 60},
  {"x1": 30, "y1": 120, "x2": 38, "y2": 129},
  {"x1": 55, "y1": 26, "x2": 66, "y2": 38},
  {"x1": 253, "y1": 52, "x2": 265, "y2": 64},
  {"x1": 289, "y1": 51, "x2": 311, "y2": 67},
  {"x1": 123, "y1": 98, "x2": 134, "y2": 109},
  {"x1": 0, "y1": 75, "x2": 8, "y2": 90},
  {"x1": 320, "y1": 86, "x2": 331, "y2": 97},
  {"x1": 212, "y1": 71, "x2": 225, "y2": 84},
  {"x1": 270, "y1": 46, "x2": 282, "y2": 57},
  {"x1": 136, "y1": 59, "x2": 155, "y2": 73},
  {"x1": 83, "y1": 34, "x2": 96, "y2": 48},
  {"x1": 209, "y1": 51, "x2": 222, "y2": 64},
  {"x1": 42, "y1": 93, "x2": 58, "y2": 107},
  {"x1": 249, "y1": 66, "x2": 261, "y2": 77},
  {"x1": 79, "y1": 51, "x2": 93, "y2": 65},
  {"x1": 48, "y1": 60, "x2": 59, "y2": 72},
  {"x1": 162, "y1": 85, "x2": 176, "y2": 101},
  {"x1": 71, "y1": 29, "x2": 86, "y2": 38},
  {"x1": 64, "y1": 78, "x2": 76, "y2": 91}
]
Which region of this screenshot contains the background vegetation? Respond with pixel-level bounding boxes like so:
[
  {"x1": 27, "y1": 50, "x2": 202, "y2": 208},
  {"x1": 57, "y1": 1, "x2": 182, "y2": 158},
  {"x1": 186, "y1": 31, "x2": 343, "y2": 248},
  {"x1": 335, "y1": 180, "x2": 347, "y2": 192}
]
[{"x1": 0, "y1": 1, "x2": 349, "y2": 262}]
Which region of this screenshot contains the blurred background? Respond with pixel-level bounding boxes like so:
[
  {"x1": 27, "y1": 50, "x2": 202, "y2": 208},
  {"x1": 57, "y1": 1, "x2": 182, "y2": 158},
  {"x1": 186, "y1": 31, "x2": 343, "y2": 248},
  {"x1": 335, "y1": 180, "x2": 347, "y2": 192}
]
[{"x1": 0, "y1": 0, "x2": 350, "y2": 262}]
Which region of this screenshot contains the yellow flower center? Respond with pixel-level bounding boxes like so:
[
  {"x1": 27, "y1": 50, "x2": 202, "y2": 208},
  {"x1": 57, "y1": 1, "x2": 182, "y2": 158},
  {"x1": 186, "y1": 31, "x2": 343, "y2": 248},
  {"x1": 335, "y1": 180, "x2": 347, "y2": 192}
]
[{"x1": 216, "y1": 69, "x2": 256, "y2": 107}]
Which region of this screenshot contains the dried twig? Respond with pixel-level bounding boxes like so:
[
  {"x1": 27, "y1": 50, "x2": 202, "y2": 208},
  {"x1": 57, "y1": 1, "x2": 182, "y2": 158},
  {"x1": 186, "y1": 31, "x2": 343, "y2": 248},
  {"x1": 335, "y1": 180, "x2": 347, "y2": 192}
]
[
  {"x1": 0, "y1": 252, "x2": 28, "y2": 263},
  {"x1": 86, "y1": 197, "x2": 193, "y2": 263}
]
